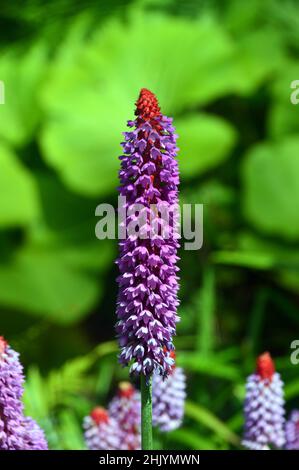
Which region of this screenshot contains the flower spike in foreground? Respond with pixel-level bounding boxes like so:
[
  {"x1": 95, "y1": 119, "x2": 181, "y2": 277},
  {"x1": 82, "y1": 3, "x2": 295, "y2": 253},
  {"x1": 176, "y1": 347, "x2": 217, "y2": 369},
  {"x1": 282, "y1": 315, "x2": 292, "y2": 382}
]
[
  {"x1": 242, "y1": 352, "x2": 286, "y2": 450},
  {"x1": 83, "y1": 407, "x2": 121, "y2": 450},
  {"x1": 109, "y1": 382, "x2": 141, "y2": 450},
  {"x1": 116, "y1": 88, "x2": 180, "y2": 377},
  {"x1": 285, "y1": 410, "x2": 299, "y2": 450},
  {"x1": 152, "y1": 351, "x2": 186, "y2": 432},
  {"x1": 0, "y1": 336, "x2": 48, "y2": 450}
]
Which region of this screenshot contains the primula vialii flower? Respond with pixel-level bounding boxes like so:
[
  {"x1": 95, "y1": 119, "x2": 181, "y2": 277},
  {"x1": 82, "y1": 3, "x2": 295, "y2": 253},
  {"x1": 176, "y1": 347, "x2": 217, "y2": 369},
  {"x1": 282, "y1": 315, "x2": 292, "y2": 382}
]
[
  {"x1": 242, "y1": 352, "x2": 286, "y2": 450},
  {"x1": 285, "y1": 410, "x2": 299, "y2": 450},
  {"x1": 116, "y1": 88, "x2": 180, "y2": 377},
  {"x1": 108, "y1": 382, "x2": 141, "y2": 450},
  {"x1": 0, "y1": 336, "x2": 48, "y2": 450},
  {"x1": 83, "y1": 407, "x2": 121, "y2": 450},
  {"x1": 152, "y1": 351, "x2": 186, "y2": 432}
]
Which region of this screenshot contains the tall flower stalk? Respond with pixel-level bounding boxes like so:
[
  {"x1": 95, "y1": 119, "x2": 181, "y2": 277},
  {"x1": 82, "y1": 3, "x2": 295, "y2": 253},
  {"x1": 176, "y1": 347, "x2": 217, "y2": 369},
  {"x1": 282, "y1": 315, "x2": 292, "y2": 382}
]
[{"x1": 116, "y1": 89, "x2": 180, "y2": 449}]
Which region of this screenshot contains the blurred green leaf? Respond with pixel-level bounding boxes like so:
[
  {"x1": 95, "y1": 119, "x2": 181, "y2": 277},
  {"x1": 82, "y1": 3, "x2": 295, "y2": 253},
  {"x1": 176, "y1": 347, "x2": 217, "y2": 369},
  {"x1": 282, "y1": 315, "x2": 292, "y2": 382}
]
[
  {"x1": 0, "y1": 43, "x2": 47, "y2": 146},
  {"x1": 285, "y1": 379, "x2": 299, "y2": 400},
  {"x1": 227, "y1": 411, "x2": 243, "y2": 433},
  {"x1": 213, "y1": 250, "x2": 275, "y2": 270},
  {"x1": 0, "y1": 143, "x2": 39, "y2": 227},
  {"x1": 268, "y1": 61, "x2": 299, "y2": 138},
  {"x1": 57, "y1": 411, "x2": 86, "y2": 450},
  {"x1": 242, "y1": 136, "x2": 299, "y2": 240},
  {"x1": 24, "y1": 366, "x2": 49, "y2": 419},
  {"x1": 170, "y1": 428, "x2": 218, "y2": 450},
  {"x1": 214, "y1": 232, "x2": 299, "y2": 272},
  {"x1": 0, "y1": 246, "x2": 101, "y2": 323},
  {"x1": 39, "y1": 12, "x2": 234, "y2": 196},
  {"x1": 28, "y1": 173, "x2": 115, "y2": 271},
  {"x1": 177, "y1": 114, "x2": 237, "y2": 178},
  {"x1": 178, "y1": 352, "x2": 240, "y2": 381},
  {"x1": 187, "y1": 27, "x2": 284, "y2": 102},
  {"x1": 227, "y1": 28, "x2": 284, "y2": 95},
  {"x1": 95, "y1": 356, "x2": 115, "y2": 396},
  {"x1": 185, "y1": 401, "x2": 240, "y2": 446},
  {"x1": 224, "y1": 0, "x2": 268, "y2": 34}
]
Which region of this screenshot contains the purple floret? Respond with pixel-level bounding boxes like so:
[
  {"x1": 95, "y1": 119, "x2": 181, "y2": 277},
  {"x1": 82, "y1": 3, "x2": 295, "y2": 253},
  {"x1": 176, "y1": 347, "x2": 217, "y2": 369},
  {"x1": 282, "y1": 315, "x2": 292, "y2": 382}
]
[
  {"x1": 116, "y1": 88, "x2": 180, "y2": 377},
  {"x1": 285, "y1": 410, "x2": 299, "y2": 450}
]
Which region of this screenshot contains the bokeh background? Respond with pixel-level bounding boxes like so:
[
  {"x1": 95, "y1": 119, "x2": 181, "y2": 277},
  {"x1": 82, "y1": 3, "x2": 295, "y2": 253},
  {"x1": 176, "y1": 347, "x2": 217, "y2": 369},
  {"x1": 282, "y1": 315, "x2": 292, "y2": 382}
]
[{"x1": 0, "y1": 0, "x2": 299, "y2": 449}]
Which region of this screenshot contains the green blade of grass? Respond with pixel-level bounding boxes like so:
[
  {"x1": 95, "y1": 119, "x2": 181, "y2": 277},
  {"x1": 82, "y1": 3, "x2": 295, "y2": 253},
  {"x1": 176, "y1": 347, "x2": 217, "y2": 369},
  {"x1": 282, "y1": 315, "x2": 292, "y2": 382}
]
[{"x1": 185, "y1": 400, "x2": 240, "y2": 446}]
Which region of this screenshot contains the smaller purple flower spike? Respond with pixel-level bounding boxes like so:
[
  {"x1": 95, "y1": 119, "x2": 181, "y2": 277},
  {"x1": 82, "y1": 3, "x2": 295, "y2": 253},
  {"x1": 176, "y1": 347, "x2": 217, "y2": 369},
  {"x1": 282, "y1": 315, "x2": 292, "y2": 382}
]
[
  {"x1": 0, "y1": 336, "x2": 48, "y2": 450},
  {"x1": 83, "y1": 407, "x2": 122, "y2": 450},
  {"x1": 109, "y1": 382, "x2": 141, "y2": 450},
  {"x1": 152, "y1": 351, "x2": 186, "y2": 432},
  {"x1": 242, "y1": 352, "x2": 286, "y2": 450},
  {"x1": 285, "y1": 410, "x2": 299, "y2": 450}
]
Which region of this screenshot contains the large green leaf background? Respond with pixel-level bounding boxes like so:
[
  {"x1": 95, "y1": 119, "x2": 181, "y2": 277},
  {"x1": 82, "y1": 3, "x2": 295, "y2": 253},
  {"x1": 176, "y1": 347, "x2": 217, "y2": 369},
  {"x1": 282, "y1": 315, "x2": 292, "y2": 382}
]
[
  {"x1": 39, "y1": 12, "x2": 238, "y2": 196},
  {"x1": 0, "y1": 6, "x2": 294, "y2": 324},
  {"x1": 0, "y1": 143, "x2": 39, "y2": 227},
  {"x1": 242, "y1": 136, "x2": 299, "y2": 241}
]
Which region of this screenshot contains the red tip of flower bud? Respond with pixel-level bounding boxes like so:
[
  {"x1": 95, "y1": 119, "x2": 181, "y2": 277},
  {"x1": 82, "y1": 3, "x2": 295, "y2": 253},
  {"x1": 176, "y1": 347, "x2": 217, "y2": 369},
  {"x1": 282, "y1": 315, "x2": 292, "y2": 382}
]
[
  {"x1": 0, "y1": 336, "x2": 7, "y2": 356},
  {"x1": 118, "y1": 381, "x2": 135, "y2": 399},
  {"x1": 135, "y1": 88, "x2": 161, "y2": 120},
  {"x1": 90, "y1": 407, "x2": 109, "y2": 425},
  {"x1": 256, "y1": 352, "x2": 275, "y2": 380}
]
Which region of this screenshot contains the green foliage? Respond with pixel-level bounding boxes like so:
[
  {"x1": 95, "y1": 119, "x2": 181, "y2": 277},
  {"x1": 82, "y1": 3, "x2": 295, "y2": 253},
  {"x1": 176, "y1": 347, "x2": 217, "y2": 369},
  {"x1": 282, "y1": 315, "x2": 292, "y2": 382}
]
[
  {"x1": 185, "y1": 401, "x2": 240, "y2": 446},
  {"x1": 242, "y1": 136, "x2": 299, "y2": 240},
  {"x1": 0, "y1": 246, "x2": 101, "y2": 322},
  {"x1": 39, "y1": 12, "x2": 236, "y2": 196},
  {"x1": 0, "y1": 143, "x2": 39, "y2": 226},
  {"x1": 0, "y1": 0, "x2": 298, "y2": 451},
  {"x1": 269, "y1": 61, "x2": 299, "y2": 138},
  {"x1": 0, "y1": 44, "x2": 47, "y2": 146},
  {"x1": 177, "y1": 114, "x2": 237, "y2": 177}
]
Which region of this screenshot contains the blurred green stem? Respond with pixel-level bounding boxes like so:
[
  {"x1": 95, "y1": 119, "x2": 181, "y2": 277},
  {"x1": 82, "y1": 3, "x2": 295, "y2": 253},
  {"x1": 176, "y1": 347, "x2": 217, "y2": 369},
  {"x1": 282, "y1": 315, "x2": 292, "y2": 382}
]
[{"x1": 141, "y1": 374, "x2": 153, "y2": 450}]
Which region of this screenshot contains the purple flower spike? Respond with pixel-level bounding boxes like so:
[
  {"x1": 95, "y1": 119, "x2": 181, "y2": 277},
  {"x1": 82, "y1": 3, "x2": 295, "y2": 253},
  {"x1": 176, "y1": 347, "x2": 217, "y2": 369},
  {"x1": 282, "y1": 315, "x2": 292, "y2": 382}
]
[
  {"x1": 116, "y1": 88, "x2": 180, "y2": 377},
  {"x1": 109, "y1": 382, "x2": 141, "y2": 450},
  {"x1": 0, "y1": 336, "x2": 48, "y2": 450},
  {"x1": 242, "y1": 352, "x2": 286, "y2": 450},
  {"x1": 285, "y1": 410, "x2": 299, "y2": 450},
  {"x1": 152, "y1": 351, "x2": 186, "y2": 432},
  {"x1": 83, "y1": 407, "x2": 122, "y2": 450}
]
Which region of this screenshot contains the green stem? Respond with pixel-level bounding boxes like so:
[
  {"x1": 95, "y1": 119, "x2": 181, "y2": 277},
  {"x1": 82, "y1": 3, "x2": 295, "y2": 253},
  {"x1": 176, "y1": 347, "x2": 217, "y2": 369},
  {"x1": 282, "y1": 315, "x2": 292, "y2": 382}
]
[{"x1": 141, "y1": 374, "x2": 153, "y2": 450}]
